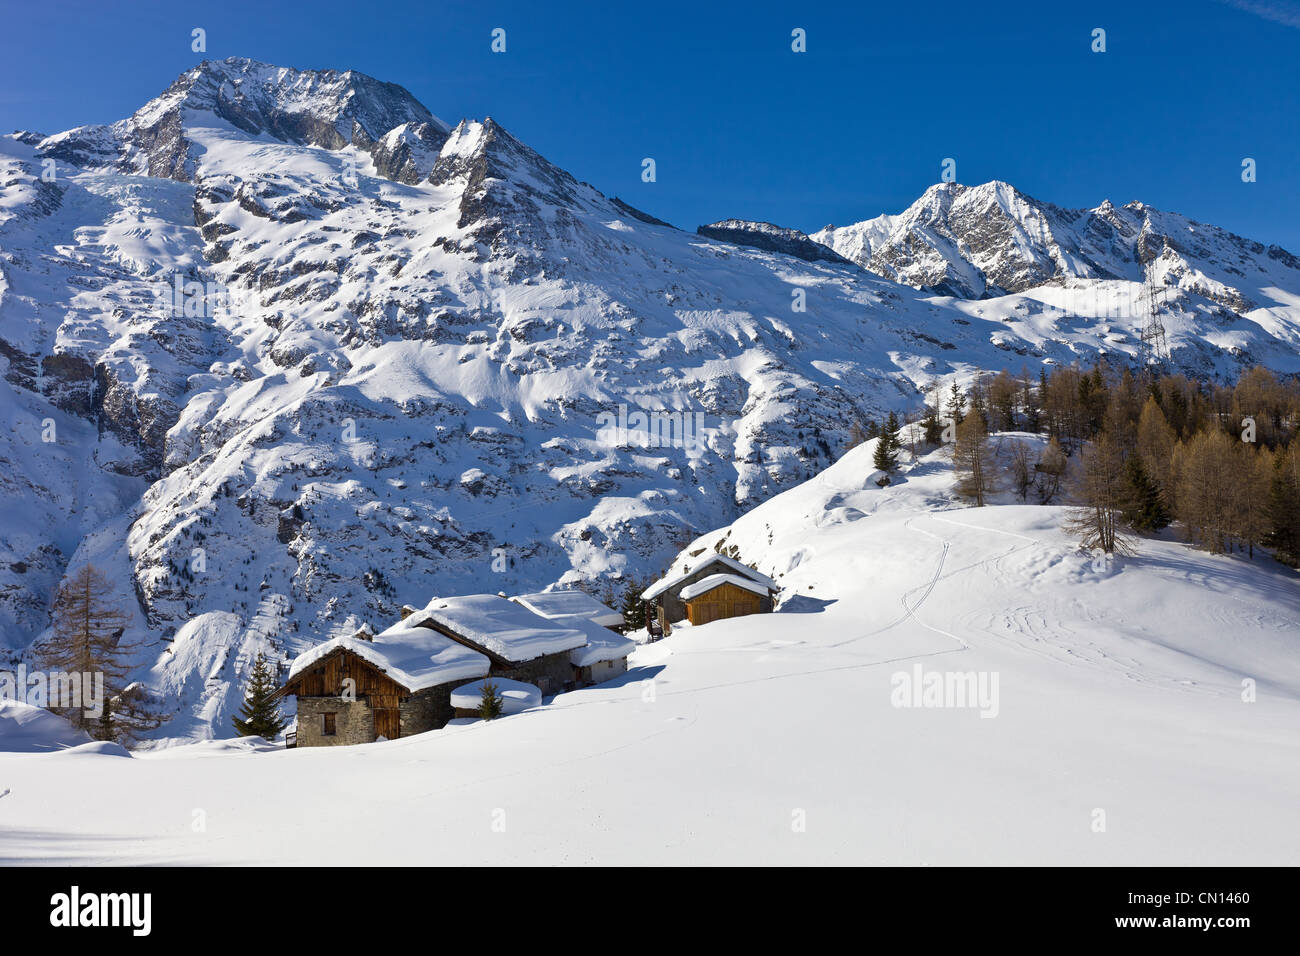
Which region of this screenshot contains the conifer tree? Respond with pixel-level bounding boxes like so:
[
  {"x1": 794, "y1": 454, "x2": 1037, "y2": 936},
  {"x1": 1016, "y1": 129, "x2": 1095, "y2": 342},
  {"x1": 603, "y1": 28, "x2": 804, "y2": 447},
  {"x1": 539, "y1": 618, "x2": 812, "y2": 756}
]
[
  {"x1": 873, "y1": 429, "x2": 899, "y2": 476},
  {"x1": 1120, "y1": 454, "x2": 1171, "y2": 532},
  {"x1": 232, "y1": 652, "x2": 289, "y2": 739},
  {"x1": 946, "y1": 383, "x2": 967, "y2": 427},
  {"x1": 883, "y1": 410, "x2": 902, "y2": 450},
  {"x1": 1263, "y1": 446, "x2": 1300, "y2": 566},
  {"x1": 923, "y1": 397, "x2": 944, "y2": 445},
  {"x1": 619, "y1": 578, "x2": 646, "y2": 633},
  {"x1": 478, "y1": 680, "x2": 503, "y2": 721}
]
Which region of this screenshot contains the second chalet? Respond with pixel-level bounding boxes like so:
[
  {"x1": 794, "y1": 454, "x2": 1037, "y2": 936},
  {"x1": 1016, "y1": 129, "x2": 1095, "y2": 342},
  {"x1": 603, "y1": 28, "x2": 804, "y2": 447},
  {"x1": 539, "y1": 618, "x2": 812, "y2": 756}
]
[{"x1": 642, "y1": 552, "x2": 778, "y2": 631}]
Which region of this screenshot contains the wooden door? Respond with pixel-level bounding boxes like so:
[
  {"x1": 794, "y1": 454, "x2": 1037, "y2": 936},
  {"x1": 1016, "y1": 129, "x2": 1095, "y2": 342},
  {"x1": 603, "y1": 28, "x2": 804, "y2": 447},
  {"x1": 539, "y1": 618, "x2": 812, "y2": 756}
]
[{"x1": 373, "y1": 707, "x2": 400, "y2": 740}]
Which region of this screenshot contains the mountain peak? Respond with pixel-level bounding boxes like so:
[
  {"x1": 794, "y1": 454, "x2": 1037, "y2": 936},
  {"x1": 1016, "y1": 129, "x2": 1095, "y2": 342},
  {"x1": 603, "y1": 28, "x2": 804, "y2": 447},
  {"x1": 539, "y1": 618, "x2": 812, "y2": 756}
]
[
  {"x1": 148, "y1": 56, "x2": 443, "y2": 146},
  {"x1": 38, "y1": 56, "x2": 446, "y2": 181}
]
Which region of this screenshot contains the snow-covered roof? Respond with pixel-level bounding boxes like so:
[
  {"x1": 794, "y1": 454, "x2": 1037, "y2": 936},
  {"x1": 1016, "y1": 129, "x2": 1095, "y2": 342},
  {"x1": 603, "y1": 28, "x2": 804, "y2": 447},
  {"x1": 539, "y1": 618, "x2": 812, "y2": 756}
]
[
  {"x1": 285, "y1": 623, "x2": 490, "y2": 693},
  {"x1": 415, "y1": 594, "x2": 588, "y2": 663},
  {"x1": 512, "y1": 590, "x2": 624, "y2": 629},
  {"x1": 450, "y1": 677, "x2": 542, "y2": 715},
  {"x1": 642, "y1": 553, "x2": 777, "y2": 601},
  {"x1": 679, "y1": 573, "x2": 773, "y2": 601},
  {"x1": 564, "y1": 617, "x2": 637, "y2": 667}
]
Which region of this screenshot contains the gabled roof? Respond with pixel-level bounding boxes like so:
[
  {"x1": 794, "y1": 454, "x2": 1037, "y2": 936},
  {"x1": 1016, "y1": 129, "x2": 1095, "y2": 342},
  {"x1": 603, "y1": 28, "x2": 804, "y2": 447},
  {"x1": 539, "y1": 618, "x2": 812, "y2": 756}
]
[
  {"x1": 285, "y1": 623, "x2": 490, "y2": 694},
  {"x1": 641, "y1": 552, "x2": 777, "y2": 601},
  {"x1": 679, "y1": 573, "x2": 772, "y2": 601},
  {"x1": 512, "y1": 590, "x2": 623, "y2": 629},
  {"x1": 414, "y1": 594, "x2": 588, "y2": 664}
]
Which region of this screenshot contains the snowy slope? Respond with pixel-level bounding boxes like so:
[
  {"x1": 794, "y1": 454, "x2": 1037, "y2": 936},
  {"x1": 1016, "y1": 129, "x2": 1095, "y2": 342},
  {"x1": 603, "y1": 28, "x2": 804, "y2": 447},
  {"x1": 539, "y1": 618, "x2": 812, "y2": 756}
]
[
  {"x1": 0, "y1": 701, "x2": 92, "y2": 753},
  {"x1": 1, "y1": 440, "x2": 1296, "y2": 864},
  {"x1": 4, "y1": 58, "x2": 1300, "y2": 741}
]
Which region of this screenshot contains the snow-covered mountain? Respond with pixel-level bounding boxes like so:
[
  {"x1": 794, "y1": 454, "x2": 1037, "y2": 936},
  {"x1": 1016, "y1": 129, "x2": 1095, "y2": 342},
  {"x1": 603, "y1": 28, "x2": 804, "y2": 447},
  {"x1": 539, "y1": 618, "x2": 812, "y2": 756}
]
[
  {"x1": 3, "y1": 58, "x2": 1300, "y2": 740},
  {"x1": 811, "y1": 180, "x2": 1300, "y2": 313}
]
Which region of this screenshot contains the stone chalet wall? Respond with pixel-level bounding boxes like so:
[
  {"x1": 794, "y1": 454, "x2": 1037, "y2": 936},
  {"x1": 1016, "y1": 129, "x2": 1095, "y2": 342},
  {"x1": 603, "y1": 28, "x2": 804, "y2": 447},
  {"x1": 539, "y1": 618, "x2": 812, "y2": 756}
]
[
  {"x1": 297, "y1": 696, "x2": 373, "y2": 747},
  {"x1": 400, "y1": 683, "x2": 458, "y2": 735},
  {"x1": 494, "y1": 651, "x2": 576, "y2": 696}
]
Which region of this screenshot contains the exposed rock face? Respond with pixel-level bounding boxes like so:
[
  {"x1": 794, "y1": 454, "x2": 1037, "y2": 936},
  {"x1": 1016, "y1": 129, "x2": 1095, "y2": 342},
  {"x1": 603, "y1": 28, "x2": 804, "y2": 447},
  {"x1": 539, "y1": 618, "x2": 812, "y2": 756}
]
[
  {"x1": 370, "y1": 122, "x2": 448, "y2": 184},
  {"x1": 697, "y1": 219, "x2": 856, "y2": 266}
]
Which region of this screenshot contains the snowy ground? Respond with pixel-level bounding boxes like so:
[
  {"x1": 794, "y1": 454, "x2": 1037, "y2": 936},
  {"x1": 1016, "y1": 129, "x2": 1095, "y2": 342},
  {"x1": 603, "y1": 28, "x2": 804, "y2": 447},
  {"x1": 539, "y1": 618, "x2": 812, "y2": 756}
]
[{"x1": 1, "y1": 439, "x2": 1297, "y2": 865}]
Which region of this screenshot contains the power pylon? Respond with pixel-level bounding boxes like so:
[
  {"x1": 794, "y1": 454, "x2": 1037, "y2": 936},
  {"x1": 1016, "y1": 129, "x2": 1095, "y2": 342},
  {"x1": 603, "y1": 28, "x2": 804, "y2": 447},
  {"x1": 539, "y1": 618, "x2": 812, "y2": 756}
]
[{"x1": 1139, "y1": 268, "x2": 1171, "y2": 369}]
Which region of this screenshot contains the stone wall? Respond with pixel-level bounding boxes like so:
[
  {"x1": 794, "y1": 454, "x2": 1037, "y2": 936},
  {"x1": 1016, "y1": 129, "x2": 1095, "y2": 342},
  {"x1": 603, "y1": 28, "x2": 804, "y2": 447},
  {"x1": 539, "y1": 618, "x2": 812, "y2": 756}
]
[
  {"x1": 297, "y1": 696, "x2": 374, "y2": 747},
  {"x1": 400, "y1": 683, "x2": 458, "y2": 736},
  {"x1": 496, "y1": 651, "x2": 576, "y2": 696}
]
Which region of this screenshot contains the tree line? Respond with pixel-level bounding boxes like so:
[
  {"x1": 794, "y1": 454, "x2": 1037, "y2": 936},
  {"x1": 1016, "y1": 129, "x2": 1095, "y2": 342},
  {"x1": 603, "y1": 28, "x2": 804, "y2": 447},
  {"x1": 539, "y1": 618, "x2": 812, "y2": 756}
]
[
  {"x1": 849, "y1": 362, "x2": 1300, "y2": 563},
  {"x1": 935, "y1": 362, "x2": 1300, "y2": 561}
]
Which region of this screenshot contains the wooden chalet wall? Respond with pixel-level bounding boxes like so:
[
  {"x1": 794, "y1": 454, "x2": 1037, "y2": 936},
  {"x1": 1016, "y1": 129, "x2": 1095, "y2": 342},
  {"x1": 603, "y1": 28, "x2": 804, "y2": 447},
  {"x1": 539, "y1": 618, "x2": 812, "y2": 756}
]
[
  {"x1": 651, "y1": 563, "x2": 770, "y2": 624},
  {"x1": 283, "y1": 648, "x2": 407, "y2": 741},
  {"x1": 684, "y1": 581, "x2": 766, "y2": 626}
]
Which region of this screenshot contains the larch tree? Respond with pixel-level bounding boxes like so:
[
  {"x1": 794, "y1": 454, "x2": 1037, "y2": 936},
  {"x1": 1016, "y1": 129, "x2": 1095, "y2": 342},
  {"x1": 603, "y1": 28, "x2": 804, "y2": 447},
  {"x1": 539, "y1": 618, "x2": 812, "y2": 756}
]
[
  {"x1": 1034, "y1": 437, "x2": 1068, "y2": 505},
  {"x1": 1009, "y1": 439, "x2": 1034, "y2": 502},
  {"x1": 1136, "y1": 396, "x2": 1177, "y2": 499},
  {"x1": 35, "y1": 564, "x2": 136, "y2": 738},
  {"x1": 1064, "y1": 434, "x2": 1136, "y2": 555},
  {"x1": 1175, "y1": 430, "x2": 1240, "y2": 553},
  {"x1": 1237, "y1": 445, "x2": 1274, "y2": 559},
  {"x1": 952, "y1": 414, "x2": 996, "y2": 506},
  {"x1": 988, "y1": 370, "x2": 1019, "y2": 432}
]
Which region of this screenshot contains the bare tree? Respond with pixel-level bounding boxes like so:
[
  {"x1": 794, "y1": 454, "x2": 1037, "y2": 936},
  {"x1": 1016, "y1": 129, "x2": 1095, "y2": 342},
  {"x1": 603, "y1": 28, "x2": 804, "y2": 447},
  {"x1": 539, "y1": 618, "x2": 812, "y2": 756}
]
[
  {"x1": 952, "y1": 414, "x2": 996, "y2": 506},
  {"x1": 1009, "y1": 439, "x2": 1034, "y2": 502},
  {"x1": 1034, "y1": 437, "x2": 1068, "y2": 504},
  {"x1": 1063, "y1": 435, "x2": 1136, "y2": 555},
  {"x1": 34, "y1": 564, "x2": 143, "y2": 740},
  {"x1": 1174, "y1": 430, "x2": 1239, "y2": 553}
]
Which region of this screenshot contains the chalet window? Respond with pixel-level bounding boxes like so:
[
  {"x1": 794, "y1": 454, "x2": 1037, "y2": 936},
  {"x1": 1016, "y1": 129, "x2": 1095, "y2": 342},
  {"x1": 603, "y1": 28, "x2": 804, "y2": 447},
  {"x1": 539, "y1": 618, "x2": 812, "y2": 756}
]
[{"x1": 322, "y1": 712, "x2": 337, "y2": 736}]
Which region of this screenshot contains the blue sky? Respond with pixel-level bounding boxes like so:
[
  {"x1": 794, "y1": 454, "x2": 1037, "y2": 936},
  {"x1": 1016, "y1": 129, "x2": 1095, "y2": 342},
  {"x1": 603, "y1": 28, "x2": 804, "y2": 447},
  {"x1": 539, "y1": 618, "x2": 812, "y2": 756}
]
[{"x1": 3, "y1": 0, "x2": 1299, "y2": 247}]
